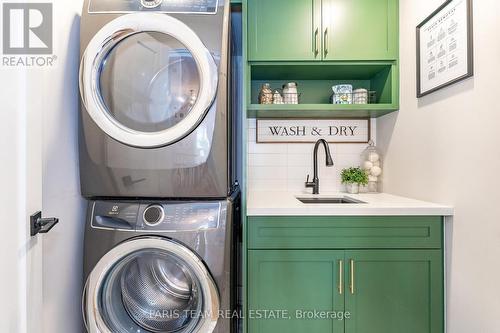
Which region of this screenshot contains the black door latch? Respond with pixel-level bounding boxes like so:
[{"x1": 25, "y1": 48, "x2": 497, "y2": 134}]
[{"x1": 30, "y1": 212, "x2": 59, "y2": 236}]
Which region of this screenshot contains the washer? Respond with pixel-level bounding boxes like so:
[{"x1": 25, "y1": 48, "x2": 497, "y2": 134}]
[
  {"x1": 79, "y1": 0, "x2": 234, "y2": 198},
  {"x1": 82, "y1": 196, "x2": 239, "y2": 333}
]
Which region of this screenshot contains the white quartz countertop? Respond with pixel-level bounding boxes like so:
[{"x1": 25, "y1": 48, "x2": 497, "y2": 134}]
[{"x1": 247, "y1": 191, "x2": 454, "y2": 216}]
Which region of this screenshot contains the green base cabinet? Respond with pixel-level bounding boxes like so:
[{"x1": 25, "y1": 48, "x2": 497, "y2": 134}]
[
  {"x1": 248, "y1": 250, "x2": 345, "y2": 333},
  {"x1": 246, "y1": 217, "x2": 445, "y2": 333},
  {"x1": 344, "y1": 250, "x2": 443, "y2": 333}
]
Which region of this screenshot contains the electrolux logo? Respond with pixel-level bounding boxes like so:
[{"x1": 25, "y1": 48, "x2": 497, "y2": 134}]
[{"x1": 2, "y1": 2, "x2": 57, "y2": 67}]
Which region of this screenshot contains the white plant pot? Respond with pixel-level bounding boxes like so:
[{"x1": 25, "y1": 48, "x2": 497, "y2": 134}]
[
  {"x1": 359, "y1": 184, "x2": 369, "y2": 193},
  {"x1": 345, "y1": 183, "x2": 360, "y2": 194}
]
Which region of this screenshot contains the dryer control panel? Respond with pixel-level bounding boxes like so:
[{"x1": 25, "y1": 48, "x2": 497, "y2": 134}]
[
  {"x1": 88, "y1": 0, "x2": 219, "y2": 14},
  {"x1": 91, "y1": 200, "x2": 224, "y2": 232}
]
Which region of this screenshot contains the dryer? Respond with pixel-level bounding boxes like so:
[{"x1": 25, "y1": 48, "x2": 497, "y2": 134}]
[
  {"x1": 79, "y1": 0, "x2": 234, "y2": 198},
  {"x1": 82, "y1": 196, "x2": 239, "y2": 332}
]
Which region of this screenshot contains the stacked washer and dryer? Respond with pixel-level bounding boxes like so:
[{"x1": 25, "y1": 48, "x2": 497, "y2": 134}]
[{"x1": 78, "y1": 1, "x2": 239, "y2": 332}]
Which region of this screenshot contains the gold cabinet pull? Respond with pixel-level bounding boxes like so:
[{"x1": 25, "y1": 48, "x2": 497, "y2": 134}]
[
  {"x1": 324, "y1": 27, "x2": 329, "y2": 57},
  {"x1": 349, "y1": 259, "x2": 355, "y2": 294},
  {"x1": 314, "y1": 28, "x2": 319, "y2": 56},
  {"x1": 338, "y1": 260, "x2": 343, "y2": 294}
]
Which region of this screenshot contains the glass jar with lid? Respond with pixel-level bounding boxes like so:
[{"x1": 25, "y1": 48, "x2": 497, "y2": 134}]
[
  {"x1": 272, "y1": 89, "x2": 284, "y2": 104},
  {"x1": 258, "y1": 83, "x2": 273, "y2": 104},
  {"x1": 360, "y1": 140, "x2": 383, "y2": 193}
]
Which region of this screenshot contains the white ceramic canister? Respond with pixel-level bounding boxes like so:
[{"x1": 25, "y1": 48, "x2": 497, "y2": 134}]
[
  {"x1": 272, "y1": 89, "x2": 284, "y2": 104},
  {"x1": 282, "y1": 82, "x2": 299, "y2": 104}
]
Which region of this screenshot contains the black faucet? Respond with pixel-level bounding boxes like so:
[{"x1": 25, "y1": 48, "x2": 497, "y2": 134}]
[{"x1": 305, "y1": 139, "x2": 334, "y2": 194}]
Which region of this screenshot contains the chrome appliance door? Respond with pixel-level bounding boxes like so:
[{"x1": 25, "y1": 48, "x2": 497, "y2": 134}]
[
  {"x1": 83, "y1": 237, "x2": 219, "y2": 333},
  {"x1": 80, "y1": 13, "x2": 218, "y2": 148}
]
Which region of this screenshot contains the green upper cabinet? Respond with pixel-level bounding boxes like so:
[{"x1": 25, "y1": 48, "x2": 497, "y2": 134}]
[
  {"x1": 248, "y1": 0, "x2": 322, "y2": 61},
  {"x1": 247, "y1": 0, "x2": 398, "y2": 61},
  {"x1": 344, "y1": 250, "x2": 444, "y2": 333},
  {"x1": 322, "y1": 0, "x2": 398, "y2": 60}
]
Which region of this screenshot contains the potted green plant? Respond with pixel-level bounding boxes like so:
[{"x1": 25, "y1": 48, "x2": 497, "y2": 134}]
[{"x1": 341, "y1": 167, "x2": 369, "y2": 194}]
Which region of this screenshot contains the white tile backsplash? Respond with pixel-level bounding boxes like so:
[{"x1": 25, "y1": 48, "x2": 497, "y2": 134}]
[
  {"x1": 248, "y1": 129, "x2": 257, "y2": 142},
  {"x1": 247, "y1": 119, "x2": 376, "y2": 192},
  {"x1": 248, "y1": 154, "x2": 287, "y2": 167}
]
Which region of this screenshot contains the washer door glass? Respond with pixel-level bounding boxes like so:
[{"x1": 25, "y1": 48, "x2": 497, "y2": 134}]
[
  {"x1": 80, "y1": 13, "x2": 218, "y2": 148},
  {"x1": 99, "y1": 32, "x2": 200, "y2": 133},
  {"x1": 85, "y1": 238, "x2": 219, "y2": 333}
]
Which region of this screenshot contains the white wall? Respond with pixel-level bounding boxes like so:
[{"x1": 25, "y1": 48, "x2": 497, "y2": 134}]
[
  {"x1": 377, "y1": 0, "x2": 500, "y2": 331},
  {"x1": 0, "y1": 64, "x2": 44, "y2": 333},
  {"x1": 0, "y1": 1, "x2": 84, "y2": 332},
  {"x1": 0, "y1": 70, "x2": 24, "y2": 332},
  {"x1": 248, "y1": 119, "x2": 377, "y2": 193},
  {"x1": 41, "y1": 1, "x2": 85, "y2": 333}
]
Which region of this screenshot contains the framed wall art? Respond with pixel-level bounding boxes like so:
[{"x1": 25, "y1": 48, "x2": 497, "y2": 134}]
[{"x1": 417, "y1": 0, "x2": 473, "y2": 97}]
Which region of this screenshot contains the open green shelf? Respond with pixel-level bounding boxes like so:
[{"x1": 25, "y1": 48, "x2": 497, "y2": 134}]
[
  {"x1": 247, "y1": 61, "x2": 399, "y2": 118},
  {"x1": 247, "y1": 103, "x2": 398, "y2": 119}
]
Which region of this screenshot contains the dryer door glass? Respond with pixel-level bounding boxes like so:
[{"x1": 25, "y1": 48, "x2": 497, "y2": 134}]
[
  {"x1": 85, "y1": 238, "x2": 219, "y2": 333},
  {"x1": 80, "y1": 13, "x2": 218, "y2": 148},
  {"x1": 99, "y1": 32, "x2": 201, "y2": 133}
]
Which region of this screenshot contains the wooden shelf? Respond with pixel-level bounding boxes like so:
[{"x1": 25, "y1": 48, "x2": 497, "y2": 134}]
[{"x1": 247, "y1": 104, "x2": 399, "y2": 119}]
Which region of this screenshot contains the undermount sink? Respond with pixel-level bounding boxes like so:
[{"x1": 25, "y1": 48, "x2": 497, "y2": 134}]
[{"x1": 297, "y1": 196, "x2": 366, "y2": 204}]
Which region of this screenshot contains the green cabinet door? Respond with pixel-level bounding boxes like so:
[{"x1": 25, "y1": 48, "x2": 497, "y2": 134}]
[
  {"x1": 322, "y1": 0, "x2": 398, "y2": 60},
  {"x1": 248, "y1": 0, "x2": 322, "y2": 61},
  {"x1": 248, "y1": 250, "x2": 345, "y2": 333},
  {"x1": 344, "y1": 250, "x2": 444, "y2": 333}
]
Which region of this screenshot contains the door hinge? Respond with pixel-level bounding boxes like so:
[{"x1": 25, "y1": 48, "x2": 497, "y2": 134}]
[{"x1": 30, "y1": 211, "x2": 59, "y2": 236}]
